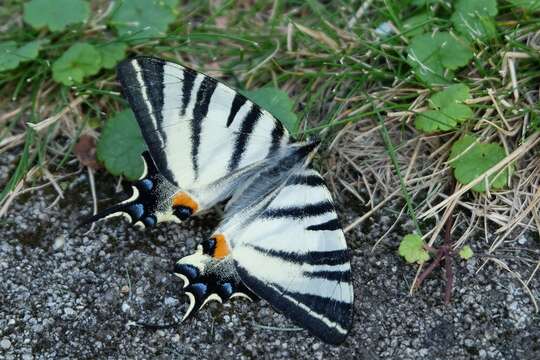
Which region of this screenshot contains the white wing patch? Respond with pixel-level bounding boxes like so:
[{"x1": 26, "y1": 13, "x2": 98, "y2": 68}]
[{"x1": 225, "y1": 168, "x2": 354, "y2": 344}]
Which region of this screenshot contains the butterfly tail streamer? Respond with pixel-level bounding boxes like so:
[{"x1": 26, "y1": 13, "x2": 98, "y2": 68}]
[
  {"x1": 173, "y1": 252, "x2": 257, "y2": 322},
  {"x1": 75, "y1": 151, "x2": 172, "y2": 232}
]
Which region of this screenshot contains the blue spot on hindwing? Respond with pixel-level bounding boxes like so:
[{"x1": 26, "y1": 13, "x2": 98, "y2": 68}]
[
  {"x1": 174, "y1": 264, "x2": 199, "y2": 280},
  {"x1": 138, "y1": 178, "x2": 153, "y2": 191},
  {"x1": 220, "y1": 282, "x2": 234, "y2": 298},
  {"x1": 128, "y1": 203, "x2": 145, "y2": 221},
  {"x1": 143, "y1": 215, "x2": 156, "y2": 227},
  {"x1": 190, "y1": 283, "x2": 208, "y2": 299}
]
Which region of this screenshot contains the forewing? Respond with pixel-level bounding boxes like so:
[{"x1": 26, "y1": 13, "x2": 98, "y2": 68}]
[
  {"x1": 117, "y1": 57, "x2": 291, "y2": 194},
  {"x1": 230, "y1": 168, "x2": 354, "y2": 345}
]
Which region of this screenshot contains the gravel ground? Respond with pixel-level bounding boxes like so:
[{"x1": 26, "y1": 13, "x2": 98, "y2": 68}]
[{"x1": 1, "y1": 152, "x2": 539, "y2": 359}]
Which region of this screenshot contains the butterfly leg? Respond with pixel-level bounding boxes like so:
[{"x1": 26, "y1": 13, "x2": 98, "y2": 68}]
[{"x1": 173, "y1": 241, "x2": 255, "y2": 321}]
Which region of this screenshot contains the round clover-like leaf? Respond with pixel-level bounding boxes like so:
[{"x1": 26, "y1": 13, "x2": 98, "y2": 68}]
[
  {"x1": 0, "y1": 40, "x2": 45, "y2": 72},
  {"x1": 97, "y1": 42, "x2": 127, "y2": 69},
  {"x1": 451, "y1": 0, "x2": 498, "y2": 41},
  {"x1": 435, "y1": 33, "x2": 474, "y2": 70},
  {"x1": 242, "y1": 87, "x2": 299, "y2": 134},
  {"x1": 110, "y1": 0, "x2": 179, "y2": 40},
  {"x1": 415, "y1": 84, "x2": 473, "y2": 133},
  {"x1": 407, "y1": 32, "x2": 473, "y2": 85},
  {"x1": 97, "y1": 110, "x2": 147, "y2": 180},
  {"x1": 403, "y1": 12, "x2": 435, "y2": 37},
  {"x1": 23, "y1": 0, "x2": 90, "y2": 32},
  {"x1": 431, "y1": 84, "x2": 470, "y2": 108},
  {"x1": 459, "y1": 245, "x2": 474, "y2": 260},
  {"x1": 449, "y1": 135, "x2": 510, "y2": 192},
  {"x1": 398, "y1": 234, "x2": 430, "y2": 264},
  {"x1": 415, "y1": 110, "x2": 457, "y2": 133},
  {"x1": 52, "y1": 43, "x2": 102, "y2": 86}
]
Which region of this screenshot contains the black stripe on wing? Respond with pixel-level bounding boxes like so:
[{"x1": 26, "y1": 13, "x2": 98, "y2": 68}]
[
  {"x1": 263, "y1": 201, "x2": 334, "y2": 219},
  {"x1": 303, "y1": 270, "x2": 352, "y2": 282},
  {"x1": 268, "y1": 120, "x2": 286, "y2": 157},
  {"x1": 139, "y1": 59, "x2": 166, "y2": 144},
  {"x1": 288, "y1": 174, "x2": 326, "y2": 187},
  {"x1": 228, "y1": 104, "x2": 262, "y2": 172},
  {"x1": 306, "y1": 218, "x2": 341, "y2": 231},
  {"x1": 181, "y1": 69, "x2": 196, "y2": 116},
  {"x1": 117, "y1": 58, "x2": 178, "y2": 186},
  {"x1": 226, "y1": 93, "x2": 247, "y2": 127},
  {"x1": 246, "y1": 245, "x2": 351, "y2": 266},
  {"x1": 191, "y1": 76, "x2": 218, "y2": 179},
  {"x1": 236, "y1": 265, "x2": 353, "y2": 345}
]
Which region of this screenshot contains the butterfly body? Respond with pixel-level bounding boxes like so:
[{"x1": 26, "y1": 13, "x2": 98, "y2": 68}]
[{"x1": 85, "y1": 56, "x2": 354, "y2": 345}]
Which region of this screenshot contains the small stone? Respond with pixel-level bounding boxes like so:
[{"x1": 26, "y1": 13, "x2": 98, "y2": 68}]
[
  {"x1": 120, "y1": 285, "x2": 130, "y2": 295},
  {"x1": 1, "y1": 339, "x2": 11, "y2": 350},
  {"x1": 164, "y1": 297, "x2": 178, "y2": 306},
  {"x1": 479, "y1": 349, "x2": 487, "y2": 358},
  {"x1": 64, "y1": 307, "x2": 75, "y2": 316},
  {"x1": 53, "y1": 235, "x2": 65, "y2": 250}
]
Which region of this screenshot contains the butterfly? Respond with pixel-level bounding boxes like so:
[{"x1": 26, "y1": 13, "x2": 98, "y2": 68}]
[{"x1": 84, "y1": 56, "x2": 354, "y2": 345}]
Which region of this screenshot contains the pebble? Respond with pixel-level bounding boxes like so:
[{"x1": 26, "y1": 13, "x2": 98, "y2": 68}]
[
  {"x1": 0, "y1": 161, "x2": 537, "y2": 359},
  {"x1": 1, "y1": 339, "x2": 11, "y2": 350},
  {"x1": 64, "y1": 307, "x2": 75, "y2": 316}
]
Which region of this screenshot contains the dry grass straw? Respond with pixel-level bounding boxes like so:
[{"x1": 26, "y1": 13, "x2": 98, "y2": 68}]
[{"x1": 331, "y1": 30, "x2": 540, "y2": 306}]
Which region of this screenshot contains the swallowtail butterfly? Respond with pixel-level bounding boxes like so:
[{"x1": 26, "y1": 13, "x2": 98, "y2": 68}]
[{"x1": 84, "y1": 57, "x2": 354, "y2": 344}]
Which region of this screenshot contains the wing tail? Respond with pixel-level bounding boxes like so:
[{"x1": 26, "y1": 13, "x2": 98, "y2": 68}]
[{"x1": 76, "y1": 151, "x2": 176, "y2": 231}]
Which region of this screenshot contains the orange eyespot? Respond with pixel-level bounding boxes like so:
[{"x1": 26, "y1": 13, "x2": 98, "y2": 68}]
[
  {"x1": 172, "y1": 192, "x2": 199, "y2": 213},
  {"x1": 211, "y1": 234, "x2": 230, "y2": 259}
]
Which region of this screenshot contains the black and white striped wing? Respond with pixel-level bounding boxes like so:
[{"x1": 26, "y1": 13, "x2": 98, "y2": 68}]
[
  {"x1": 117, "y1": 57, "x2": 291, "y2": 209},
  {"x1": 231, "y1": 169, "x2": 353, "y2": 344}
]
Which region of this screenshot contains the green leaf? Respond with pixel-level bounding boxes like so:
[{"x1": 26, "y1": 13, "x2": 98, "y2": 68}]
[
  {"x1": 415, "y1": 84, "x2": 473, "y2": 133},
  {"x1": 403, "y1": 12, "x2": 434, "y2": 37},
  {"x1": 459, "y1": 245, "x2": 474, "y2": 260},
  {"x1": 449, "y1": 135, "x2": 511, "y2": 192},
  {"x1": 97, "y1": 42, "x2": 127, "y2": 69},
  {"x1": 52, "y1": 43, "x2": 102, "y2": 85},
  {"x1": 23, "y1": 0, "x2": 90, "y2": 32},
  {"x1": 110, "y1": 0, "x2": 179, "y2": 40},
  {"x1": 97, "y1": 110, "x2": 147, "y2": 180},
  {"x1": 398, "y1": 234, "x2": 430, "y2": 264},
  {"x1": 451, "y1": 0, "x2": 498, "y2": 41},
  {"x1": 415, "y1": 110, "x2": 457, "y2": 133},
  {"x1": 431, "y1": 84, "x2": 470, "y2": 108},
  {"x1": 436, "y1": 33, "x2": 474, "y2": 70},
  {"x1": 509, "y1": 0, "x2": 540, "y2": 11},
  {"x1": 241, "y1": 87, "x2": 299, "y2": 134},
  {"x1": 0, "y1": 39, "x2": 46, "y2": 72},
  {"x1": 407, "y1": 32, "x2": 473, "y2": 85}
]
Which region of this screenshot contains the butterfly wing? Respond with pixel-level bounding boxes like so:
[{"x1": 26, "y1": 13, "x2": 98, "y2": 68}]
[
  {"x1": 82, "y1": 57, "x2": 292, "y2": 228},
  {"x1": 117, "y1": 56, "x2": 292, "y2": 210},
  {"x1": 229, "y1": 168, "x2": 354, "y2": 344}
]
